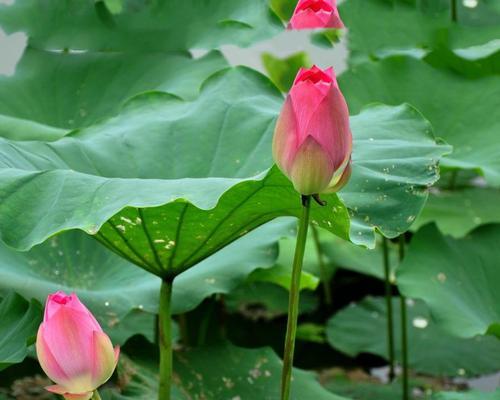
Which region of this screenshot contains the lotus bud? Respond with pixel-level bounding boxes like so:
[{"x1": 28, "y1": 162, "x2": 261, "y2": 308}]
[
  {"x1": 36, "y1": 292, "x2": 120, "y2": 400},
  {"x1": 288, "y1": 0, "x2": 344, "y2": 30},
  {"x1": 273, "y1": 66, "x2": 352, "y2": 195}
]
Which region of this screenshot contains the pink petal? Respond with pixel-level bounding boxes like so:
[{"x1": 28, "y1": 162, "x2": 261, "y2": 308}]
[
  {"x1": 303, "y1": 83, "x2": 352, "y2": 171},
  {"x1": 273, "y1": 96, "x2": 299, "y2": 175},
  {"x1": 293, "y1": 65, "x2": 333, "y2": 85},
  {"x1": 327, "y1": 7, "x2": 344, "y2": 28},
  {"x1": 36, "y1": 325, "x2": 72, "y2": 387},
  {"x1": 289, "y1": 80, "x2": 330, "y2": 146},
  {"x1": 46, "y1": 385, "x2": 70, "y2": 394},
  {"x1": 289, "y1": 9, "x2": 331, "y2": 30},
  {"x1": 90, "y1": 331, "x2": 119, "y2": 388},
  {"x1": 44, "y1": 293, "x2": 101, "y2": 333},
  {"x1": 42, "y1": 307, "x2": 96, "y2": 387}
]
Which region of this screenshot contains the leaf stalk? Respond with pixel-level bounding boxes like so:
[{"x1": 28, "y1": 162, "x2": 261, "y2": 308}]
[{"x1": 281, "y1": 195, "x2": 312, "y2": 400}]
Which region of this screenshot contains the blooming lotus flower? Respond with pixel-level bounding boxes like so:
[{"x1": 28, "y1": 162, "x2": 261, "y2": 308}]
[
  {"x1": 288, "y1": 0, "x2": 344, "y2": 30},
  {"x1": 36, "y1": 292, "x2": 120, "y2": 400},
  {"x1": 273, "y1": 66, "x2": 352, "y2": 195}
]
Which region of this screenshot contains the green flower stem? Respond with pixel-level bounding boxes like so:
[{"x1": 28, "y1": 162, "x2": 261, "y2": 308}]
[
  {"x1": 92, "y1": 391, "x2": 102, "y2": 400},
  {"x1": 159, "y1": 279, "x2": 173, "y2": 400},
  {"x1": 311, "y1": 224, "x2": 332, "y2": 305},
  {"x1": 281, "y1": 195, "x2": 312, "y2": 400},
  {"x1": 382, "y1": 236, "x2": 396, "y2": 381},
  {"x1": 451, "y1": 0, "x2": 457, "y2": 22},
  {"x1": 399, "y1": 235, "x2": 409, "y2": 400}
]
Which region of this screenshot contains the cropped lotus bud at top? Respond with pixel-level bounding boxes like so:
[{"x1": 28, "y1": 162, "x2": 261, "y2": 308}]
[
  {"x1": 273, "y1": 65, "x2": 352, "y2": 195},
  {"x1": 36, "y1": 292, "x2": 120, "y2": 400},
  {"x1": 288, "y1": 0, "x2": 344, "y2": 30}
]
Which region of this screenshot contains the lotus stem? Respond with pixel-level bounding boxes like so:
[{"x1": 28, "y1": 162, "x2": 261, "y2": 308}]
[
  {"x1": 311, "y1": 224, "x2": 333, "y2": 305},
  {"x1": 159, "y1": 279, "x2": 173, "y2": 400},
  {"x1": 92, "y1": 391, "x2": 102, "y2": 400},
  {"x1": 382, "y1": 236, "x2": 396, "y2": 381},
  {"x1": 399, "y1": 235, "x2": 409, "y2": 400},
  {"x1": 451, "y1": 0, "x2": 458, "y2": 22},
  {"x1": 281, "y1": 195, "x2": 312, "y2": 400}
]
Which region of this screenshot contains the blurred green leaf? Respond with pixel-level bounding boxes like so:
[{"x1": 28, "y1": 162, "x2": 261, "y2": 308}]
[
  {"x1": 320, "y1": 233, "x2": 399, "y2": 280},
  {"x1": 323, "y1": 370, "x2": 433, "y2": 400},
  {"x1": 341, "y1": 56, "x2": 500, "y2": 185},
  {"x1": 327, "y1": 296, "x2": 500, "y2": 376},
  {"x1": 248, "y1": 264, "x2": 320, "y2": 291},
  {"x1": 270, "y1": 0, "x2": 296, "y2": 22},
  {"x1": 0, "y1": 0, "x2": 282, "y2": 52},
  {"x1": 413, "y1": 187, "x2": 500, "y2": 238},
  {"x1": 0, "y1": 292, "x2": 42, "y2": 371},
  {"x1": 0, "y1": 48, "x2": 227, "y2": 132},
  {"x1": 105, "y1": 343, "x2": 349, "y2": 399},
  {"x1": 103, "y1": 0, "x2": 123, "y2": 14},
  {"x1": 311, "y1": 29, "x2": 343, "y2": 49},
  {"x1": 296, "y1": 323, "x2": 326, "y2": 344},
  {"x1": 398, "y1": 224, "x2": 500, "y2": 338},
  {"x1": 340, "y1": 0, "x2": 500, "y2": 69},
  {"x1": 432, "y1": 390, "x2": 500, "y2": 400},
  {"x1": 262, "y1": 51, "x2": 311, "y2": 92},
  {"x1": 225, "y1": 281, "x2": 319, "y2": 318}
]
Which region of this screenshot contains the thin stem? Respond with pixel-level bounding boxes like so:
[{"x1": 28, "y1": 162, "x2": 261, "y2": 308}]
[
  {"x1": 310, "y1": 224, "x2": 332, "y2": 305},
  {"x1": 281, "y1": 195, "x2": 312, "y2": 400},
  {"x1": 451, "y1": 0, "x2": 457, "y2": 22},
  {"x1": 399, "y1": 236, "x2": 409, "y2": 400},
  {"x1": 448, "y1": 169, "x2": 459, "y2": 189},
  {"x1": 159, "y1": 280, "x2": 173, "y2": 400},
  {"x1": 92, "y1": 391, "x2": 102, "y2": 400},
  {"x1": 178, "y1": 314, "x2": 189, "y2": 346},
  {"x1": 197, "y1": 295, "x2": 216, "y2": 346},
  {"x1": 382, "y1": 236, "x2": 396, "y2": 382}
]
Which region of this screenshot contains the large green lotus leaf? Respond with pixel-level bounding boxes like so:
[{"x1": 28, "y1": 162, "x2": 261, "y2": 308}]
[
  {"x1": 340, "y1": 56, "x2": 500, "y2": 185},
  {"x1": 0, "y1": 67, "x2": 352, "y2": 276},
  {"x1": 103, "y1": 343, "x2": 349, "y2": 399},
  {"x1": 327, "y1": 296, "x2": 500, "y2": 377},
  {"x1": 0, "y1": 0, "x2": 282, "y2": 52},
  {"x1": 397, "y1": 224, "x2": 500, "y2": 339},
  {"x1": 340, "y1": 0, "x2": 500, "y2": 67},
  {"x1": 413, "y1": 187, "x2": 500, "y2": 238},
  {"x1": 0, "y1": 48, "x2": 227, "y2": 132},
  {"x1": 0, "y1": 292, "x2": 42, "y2": 371},
  {"x1": 0, "y1": 61, "x2": 448, "y2": 268},
  {"x1": 0, "y1": 219, "x2": 296, "y2": 343}
]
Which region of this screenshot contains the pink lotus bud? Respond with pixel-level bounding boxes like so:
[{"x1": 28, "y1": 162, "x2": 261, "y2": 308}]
[
  {"x1": 288, "y1": 0, "x2": 344, "y2": 30},
  {"x1": 273, "y1": 66, "x2": 352, "y2": 195},
  {"x1": 36, "y1": 292, "x2": 120, "y2": 400}
]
